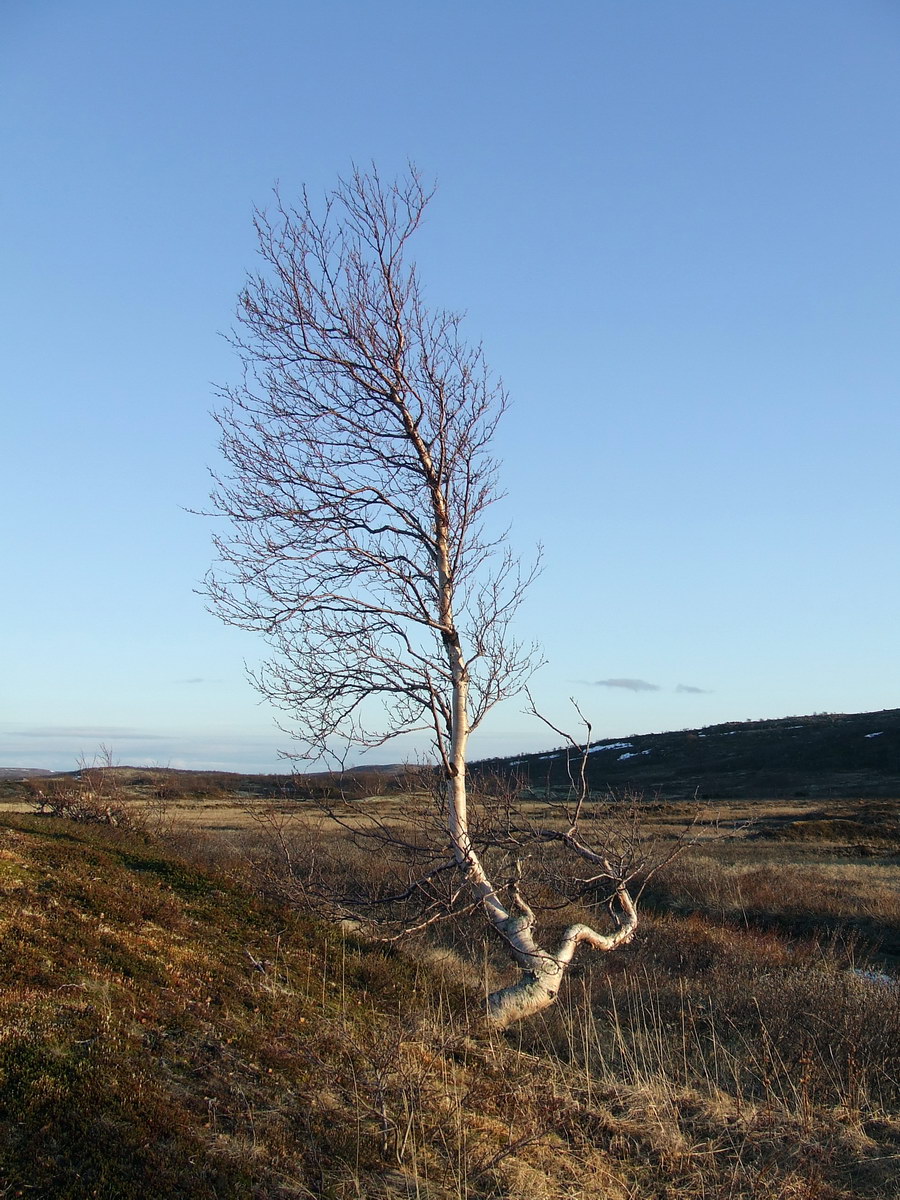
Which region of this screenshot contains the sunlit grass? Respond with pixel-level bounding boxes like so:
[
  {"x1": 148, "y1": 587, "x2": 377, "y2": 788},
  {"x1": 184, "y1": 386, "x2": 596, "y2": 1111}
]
[{"x1": 0, "y1": 783, "x2": 898, "y2": 1198}]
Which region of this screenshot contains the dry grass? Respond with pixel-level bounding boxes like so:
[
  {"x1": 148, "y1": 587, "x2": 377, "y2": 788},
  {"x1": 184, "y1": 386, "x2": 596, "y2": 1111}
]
[{"x1": 1, "y1": 784, "x2": 899, "y2": 1197}]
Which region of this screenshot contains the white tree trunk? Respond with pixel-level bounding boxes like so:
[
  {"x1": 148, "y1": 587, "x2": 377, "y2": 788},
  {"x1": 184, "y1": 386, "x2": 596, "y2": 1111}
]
[
  {"x1": 442, "y1": 637, "x2": 638, "y2": 1028},
  {"x1": 484, "y1": 893, "x2": 638, "y2": 1028}
]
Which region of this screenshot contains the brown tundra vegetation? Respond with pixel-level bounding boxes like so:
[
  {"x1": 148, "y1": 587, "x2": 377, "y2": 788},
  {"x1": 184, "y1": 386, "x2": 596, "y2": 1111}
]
[{"x1": 0, "y1": 765, "x2": 898, "y2": 1199}]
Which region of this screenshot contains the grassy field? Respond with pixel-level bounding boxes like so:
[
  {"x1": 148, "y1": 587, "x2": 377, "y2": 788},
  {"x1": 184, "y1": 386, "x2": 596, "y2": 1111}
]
[{"x1": 0, "y1": 770, "x2": 898, "y2": 1197}]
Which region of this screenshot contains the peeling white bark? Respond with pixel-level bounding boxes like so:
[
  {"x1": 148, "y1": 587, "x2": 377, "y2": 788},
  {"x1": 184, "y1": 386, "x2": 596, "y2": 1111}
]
[
  {"x1": 485, "y1": 889, "x2": 638, "y2": 1027},
  {"x1": 439, "y1": 347, "x2": 637, "y2": 1030},
  {"x1": 443, "y1": 613, "x2": 639, "y2": 1027}
]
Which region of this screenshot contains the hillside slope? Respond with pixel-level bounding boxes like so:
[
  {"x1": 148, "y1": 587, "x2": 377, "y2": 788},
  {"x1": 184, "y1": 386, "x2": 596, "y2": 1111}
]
[{"x1": 480, "y1": 708, "x2": 900, "y2": 799}]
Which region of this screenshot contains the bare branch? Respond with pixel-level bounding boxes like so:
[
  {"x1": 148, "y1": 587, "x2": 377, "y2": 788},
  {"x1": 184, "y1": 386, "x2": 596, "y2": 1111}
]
[{"x1": 205, "y1": 166, "x2": 649, "y2": 1028}]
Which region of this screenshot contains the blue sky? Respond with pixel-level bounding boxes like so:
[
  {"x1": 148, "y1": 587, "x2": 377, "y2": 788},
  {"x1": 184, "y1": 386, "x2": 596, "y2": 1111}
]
[{"x1": 2, "y1": 0, "x2": 898, "y2": 772}]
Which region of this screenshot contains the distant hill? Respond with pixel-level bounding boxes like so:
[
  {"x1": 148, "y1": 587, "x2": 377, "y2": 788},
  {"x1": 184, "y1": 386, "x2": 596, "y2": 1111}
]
[
  {"x1": 475, "y1": 708, "x2": 900, "y2": 800},
  {"x1": 4, "y1": 708, "x2": 897, "y2": 800}
]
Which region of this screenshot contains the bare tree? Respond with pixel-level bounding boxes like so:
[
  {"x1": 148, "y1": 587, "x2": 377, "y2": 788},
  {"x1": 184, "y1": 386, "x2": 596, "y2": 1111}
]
[{"x1": 206, "y1": 166, "x2": 639, "y2": 1026}]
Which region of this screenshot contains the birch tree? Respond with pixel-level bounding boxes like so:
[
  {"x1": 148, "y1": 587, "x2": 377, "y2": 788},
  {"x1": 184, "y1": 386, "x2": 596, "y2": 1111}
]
[{"x1": 207, "y1": 166, "x2": 638, "y2": 1026}]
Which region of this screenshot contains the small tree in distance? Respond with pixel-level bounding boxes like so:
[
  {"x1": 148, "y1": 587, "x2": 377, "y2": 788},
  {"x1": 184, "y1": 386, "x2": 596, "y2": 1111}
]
[{"x1": 207, "y1": 166, "x2": 638, "y2": 1026}]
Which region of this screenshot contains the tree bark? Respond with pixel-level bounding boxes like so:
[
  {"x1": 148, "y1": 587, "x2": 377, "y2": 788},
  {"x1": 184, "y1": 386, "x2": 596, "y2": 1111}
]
[
  {"x1": 485, "y1": 887, "x2": 638, "y2": 1028},
  {"x1": 443, "y1": 628, "x2": 639, "y2": 1029}
]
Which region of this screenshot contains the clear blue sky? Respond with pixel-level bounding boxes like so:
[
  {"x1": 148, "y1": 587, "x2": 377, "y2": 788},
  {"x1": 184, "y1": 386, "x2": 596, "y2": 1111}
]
[{"x1": 2, "y1": 0, "x2": 898, "y2": 772}]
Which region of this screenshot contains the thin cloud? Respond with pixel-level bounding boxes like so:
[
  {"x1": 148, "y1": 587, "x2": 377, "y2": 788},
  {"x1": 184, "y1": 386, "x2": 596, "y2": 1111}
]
[
  {"x1": 12, "y1": 726, "x2": 172, "y2": 741},
  {"x1": 592, "y1": 678, "x2": 660, "y2": 693},
  {"x1": 675, "y1": 684, "x2": 712, "y2": 695}
]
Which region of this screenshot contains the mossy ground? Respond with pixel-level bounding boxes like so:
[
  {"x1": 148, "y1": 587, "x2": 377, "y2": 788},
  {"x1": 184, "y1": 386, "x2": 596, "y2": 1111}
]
[{"x1": 0, "y1": 815, "x2": 435, "y2": 1197}]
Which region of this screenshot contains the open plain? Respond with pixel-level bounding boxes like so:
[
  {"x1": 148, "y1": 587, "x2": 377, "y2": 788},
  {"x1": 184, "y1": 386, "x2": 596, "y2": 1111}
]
[{"x1": 0, "y1": 725, "x2": 898, "y2": 1197}]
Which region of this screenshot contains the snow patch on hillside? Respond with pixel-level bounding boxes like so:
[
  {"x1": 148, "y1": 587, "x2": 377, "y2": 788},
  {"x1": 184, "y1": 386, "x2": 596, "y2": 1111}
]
[{"x1": 588, "y1": 742, "x2": 632, "y2": 755}]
